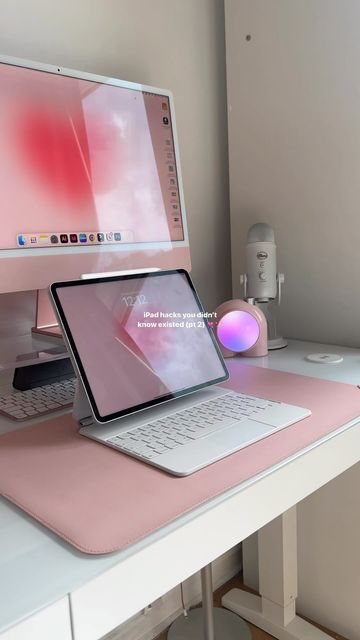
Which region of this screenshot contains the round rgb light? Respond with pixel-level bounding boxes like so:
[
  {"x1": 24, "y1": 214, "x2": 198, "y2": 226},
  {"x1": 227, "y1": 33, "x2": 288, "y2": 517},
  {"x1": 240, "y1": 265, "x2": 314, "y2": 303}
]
[{"x1": 217, "y1": 310, "x2": 260, "y2": 352}]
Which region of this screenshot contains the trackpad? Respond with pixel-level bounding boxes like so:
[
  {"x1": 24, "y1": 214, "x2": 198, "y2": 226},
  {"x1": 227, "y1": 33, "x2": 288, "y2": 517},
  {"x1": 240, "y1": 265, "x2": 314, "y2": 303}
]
[
  {"x1": 158, "y1": 420, "x2": 276, "y2": 475},
  {"x1": 207, "y1": 419, "x2": 277, "y2": 450}
]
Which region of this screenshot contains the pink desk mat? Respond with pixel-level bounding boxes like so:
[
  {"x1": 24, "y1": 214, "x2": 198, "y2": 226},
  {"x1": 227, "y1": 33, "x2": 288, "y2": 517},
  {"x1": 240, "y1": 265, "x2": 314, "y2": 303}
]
[{"x1": 1, "y1": 364, "x2": 360, "y2": 555}]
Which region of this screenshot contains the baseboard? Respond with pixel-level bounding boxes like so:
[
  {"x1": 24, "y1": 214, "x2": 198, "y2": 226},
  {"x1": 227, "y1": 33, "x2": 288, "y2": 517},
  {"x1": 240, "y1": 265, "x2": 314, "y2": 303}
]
[{"x1": 104, "y1": 545, "x2": 242, "y2": 640}]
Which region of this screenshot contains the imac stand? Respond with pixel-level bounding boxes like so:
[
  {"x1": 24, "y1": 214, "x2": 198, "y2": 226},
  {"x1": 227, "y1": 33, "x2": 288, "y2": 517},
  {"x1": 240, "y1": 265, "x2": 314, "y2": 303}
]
[{"x1": 32, "y1": 289, "x2": 62, "y2": 339}]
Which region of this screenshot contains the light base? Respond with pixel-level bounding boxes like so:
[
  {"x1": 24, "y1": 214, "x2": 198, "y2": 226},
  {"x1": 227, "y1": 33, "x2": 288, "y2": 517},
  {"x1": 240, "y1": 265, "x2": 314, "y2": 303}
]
[
  {"x1": 167, "y1": 607, "x2": 252, "y2": 640},
  {"x1": 222, "y1": 589, "x2": 334, "y2": 640},
  {"x1": 268, "y1": 336, "x2": 287, "y2": 350}
]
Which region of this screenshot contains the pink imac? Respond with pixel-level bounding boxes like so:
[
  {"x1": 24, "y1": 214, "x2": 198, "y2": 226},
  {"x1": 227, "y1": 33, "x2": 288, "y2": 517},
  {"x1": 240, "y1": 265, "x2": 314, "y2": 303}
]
[{"x1": 0, "y1": 55, "x2": 191, "y2": 336}]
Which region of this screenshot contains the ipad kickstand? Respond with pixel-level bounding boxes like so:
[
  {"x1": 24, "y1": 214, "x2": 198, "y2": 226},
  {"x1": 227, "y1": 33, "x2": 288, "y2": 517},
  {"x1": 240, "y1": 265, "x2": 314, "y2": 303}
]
[{"x1": 73, "y1": 379, "x2": 93, "y2": 426}]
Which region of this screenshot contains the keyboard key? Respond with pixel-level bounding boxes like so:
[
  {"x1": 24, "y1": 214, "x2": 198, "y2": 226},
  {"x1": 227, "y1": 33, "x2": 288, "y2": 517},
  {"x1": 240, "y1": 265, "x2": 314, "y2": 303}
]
[
  {"x1": 8, "y1": 410, "x2": 24, "y2": 417},
  {"x1": 171, "y1": 436, "x2": 191, "y2": 445},
  {"x1": 152, "y1": 446, "x2": 168, "y2": 454}
]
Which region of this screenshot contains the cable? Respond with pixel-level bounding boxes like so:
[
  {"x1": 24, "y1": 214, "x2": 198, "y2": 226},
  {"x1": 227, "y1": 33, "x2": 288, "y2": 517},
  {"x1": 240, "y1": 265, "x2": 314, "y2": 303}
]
[{"x1": 180, "y1": 582, "x2": 188, "y2": 618}]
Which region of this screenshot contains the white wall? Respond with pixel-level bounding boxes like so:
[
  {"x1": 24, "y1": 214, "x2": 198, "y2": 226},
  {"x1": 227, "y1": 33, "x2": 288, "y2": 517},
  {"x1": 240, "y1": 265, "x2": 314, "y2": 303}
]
[
  {"x1": 225, "y1": 0, "x2": 360, "y2": 348},
  {"x1": 225, "y1": 2, "x2": 360, "y2": 638},
  {"x1": 0, "y1": 0, "x2": 231, "y2": 337},
  {"x1": 297, "y1": 464, "x2": 360, "y2": 640}
]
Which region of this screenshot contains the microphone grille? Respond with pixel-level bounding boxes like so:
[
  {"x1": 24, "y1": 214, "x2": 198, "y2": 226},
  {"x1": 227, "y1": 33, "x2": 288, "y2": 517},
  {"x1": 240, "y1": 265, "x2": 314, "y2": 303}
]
[{"x1": 247, "y1": 223, "x2": 275, "y2": 243}]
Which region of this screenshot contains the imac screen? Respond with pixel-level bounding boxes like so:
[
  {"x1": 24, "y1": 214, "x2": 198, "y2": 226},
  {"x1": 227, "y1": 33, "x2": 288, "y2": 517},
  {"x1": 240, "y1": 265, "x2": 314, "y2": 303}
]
[{"x1": 0, "y1": 62, "x2": 184, "y2": 250}]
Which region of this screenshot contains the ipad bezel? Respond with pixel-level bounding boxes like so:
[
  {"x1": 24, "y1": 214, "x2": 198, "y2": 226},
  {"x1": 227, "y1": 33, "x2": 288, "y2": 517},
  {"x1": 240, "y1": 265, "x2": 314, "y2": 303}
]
[{"x1": 50, "y1": 269, "x2": 229, "y2": 424}]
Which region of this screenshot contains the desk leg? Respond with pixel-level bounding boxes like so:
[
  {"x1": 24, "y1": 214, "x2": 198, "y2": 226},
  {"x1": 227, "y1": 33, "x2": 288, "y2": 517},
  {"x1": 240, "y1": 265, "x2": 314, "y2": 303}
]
[
  {"x1": 222, "y1": 507, "x2": 333, "y2": 640},
  {"x1": 168, "y1": 564, "x2": 252, "y2": 640}
]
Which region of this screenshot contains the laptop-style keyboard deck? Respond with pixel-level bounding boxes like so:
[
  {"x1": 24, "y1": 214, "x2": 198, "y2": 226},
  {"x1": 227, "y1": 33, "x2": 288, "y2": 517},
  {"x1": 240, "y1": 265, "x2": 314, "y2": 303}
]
[{"x1": 107, "y1": 391, "x2": 278, "y2": 460}]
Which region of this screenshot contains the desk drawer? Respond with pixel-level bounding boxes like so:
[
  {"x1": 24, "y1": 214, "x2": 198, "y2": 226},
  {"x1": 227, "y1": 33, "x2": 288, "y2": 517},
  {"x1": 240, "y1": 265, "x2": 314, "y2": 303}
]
[{"x1": 0, "y1": 597, "x2": 72, "y2": 640}]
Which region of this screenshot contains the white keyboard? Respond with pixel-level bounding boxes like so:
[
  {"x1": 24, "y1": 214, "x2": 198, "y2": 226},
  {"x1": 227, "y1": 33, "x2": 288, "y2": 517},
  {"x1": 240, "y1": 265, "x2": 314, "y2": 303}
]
[
  {"x1": 0, "y1": 378, "x2": 76, "y2": 421},
  {"x1": 106, "y1": 391, "x2": 306, "y2": 461}
]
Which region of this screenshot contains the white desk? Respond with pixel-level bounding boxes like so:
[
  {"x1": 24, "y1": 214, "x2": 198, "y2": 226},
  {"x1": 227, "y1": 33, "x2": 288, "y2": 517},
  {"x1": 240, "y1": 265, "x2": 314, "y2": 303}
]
[{"x1": 1, "y1": 339, "x2": 360, "y2": 640}]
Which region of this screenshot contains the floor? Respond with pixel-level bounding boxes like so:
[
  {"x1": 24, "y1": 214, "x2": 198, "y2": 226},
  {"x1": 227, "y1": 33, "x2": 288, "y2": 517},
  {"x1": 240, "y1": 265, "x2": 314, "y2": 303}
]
[{"x1": 155, "y1": 573, "x2": 347, "y2": 640}]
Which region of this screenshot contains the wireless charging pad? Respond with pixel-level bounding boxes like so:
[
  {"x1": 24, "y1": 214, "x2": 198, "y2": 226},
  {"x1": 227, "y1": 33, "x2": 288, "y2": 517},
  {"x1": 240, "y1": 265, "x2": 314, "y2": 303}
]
[{"x1": 305, "y1": 353, "x2": 343, "y2": 364}]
